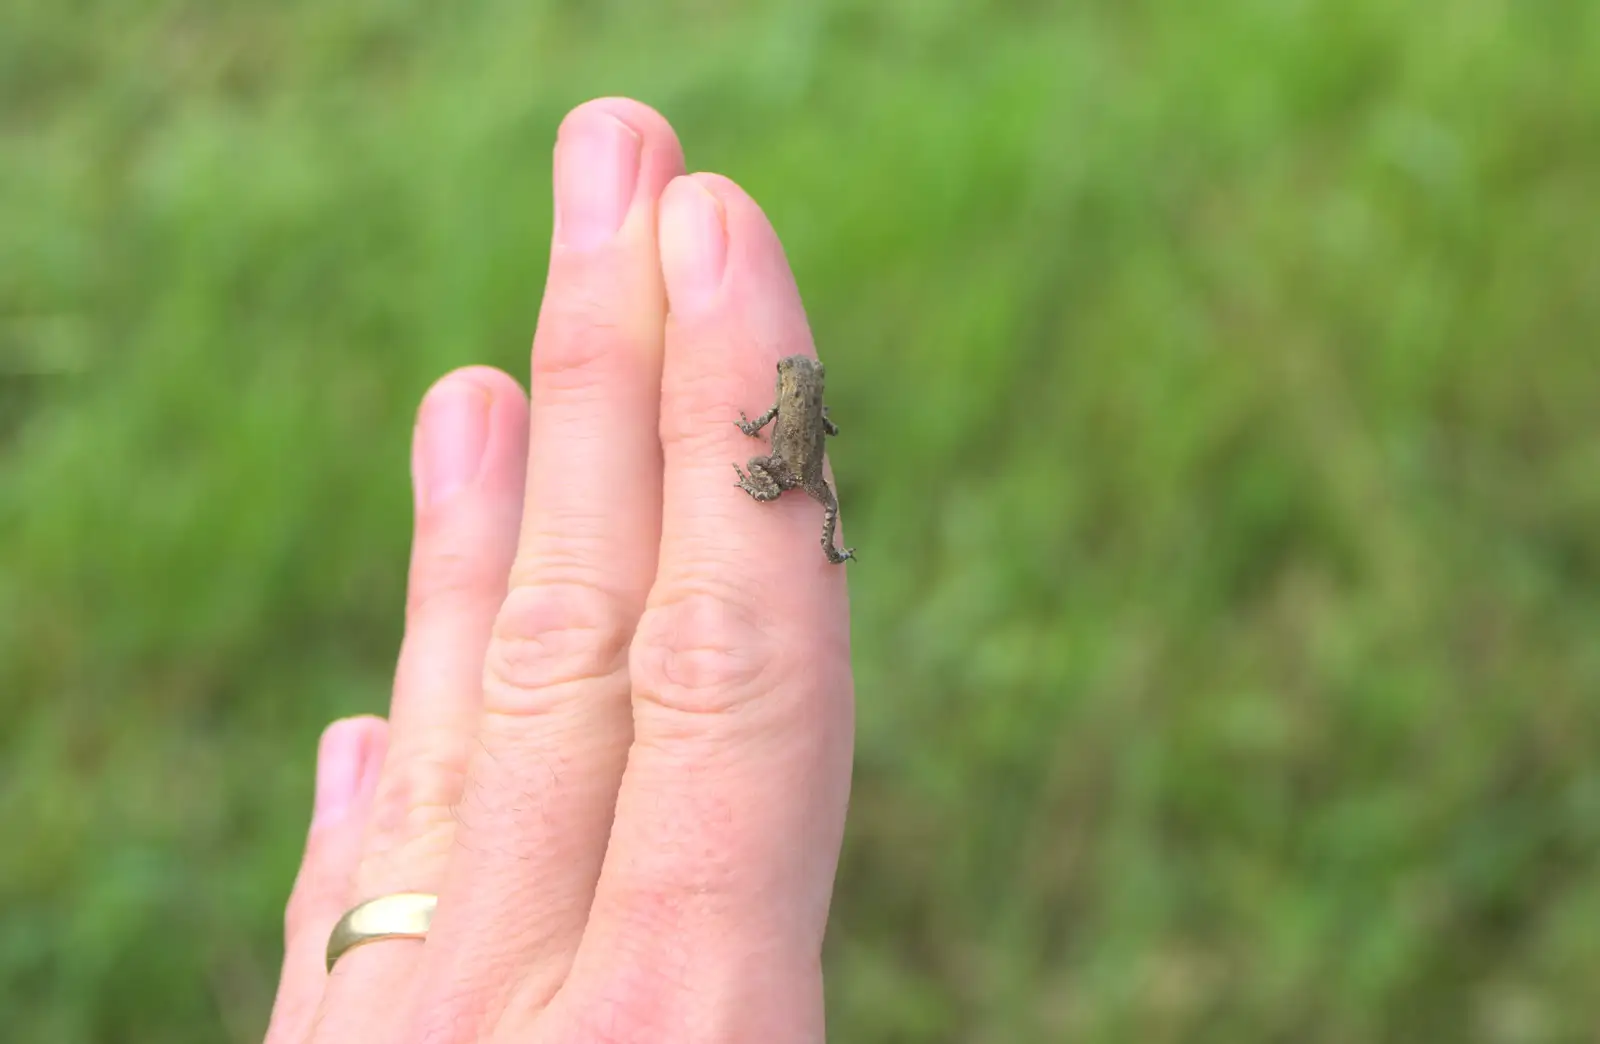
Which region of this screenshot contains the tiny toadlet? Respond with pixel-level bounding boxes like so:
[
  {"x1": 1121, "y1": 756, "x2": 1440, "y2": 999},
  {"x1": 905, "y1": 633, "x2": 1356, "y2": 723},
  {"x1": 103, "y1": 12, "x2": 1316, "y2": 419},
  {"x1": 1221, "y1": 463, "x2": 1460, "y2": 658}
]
[{"x1": 733, "y1": 355, "x2": 855, "y2": 564}]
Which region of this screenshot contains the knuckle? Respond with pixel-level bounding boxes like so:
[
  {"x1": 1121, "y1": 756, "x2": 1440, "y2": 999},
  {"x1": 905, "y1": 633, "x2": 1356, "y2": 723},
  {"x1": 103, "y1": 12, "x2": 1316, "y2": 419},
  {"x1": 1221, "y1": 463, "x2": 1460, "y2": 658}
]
[
  {"x1": 660, "y1": 369, "x2": 740, "y2": 448},
  {"x1": 364, "y1": 748, "x2": 463, "y2": 848},
  {"x1": 533, "y1": 291, "x2": 633, "y2": 386},
  {"x1": 406, "y1": 545, "x2": 497, "y2": 624},
  {"x1": 556, "y1": 987, "x2": 679, "y2": 1044},
  {"x1": 282, "y1": 877, "x2": 321, "y2": 940},
  {"x1": 629, "y1": 590, "x2": 781, "y2": 718},
  {"x1": 405, "y1": 1006, "x2": 483, "y2": 1044},
  {"x1": 562, "y1": 1015, "x2": 669, "y2": 1044},
  {"x1": 484, "y1": 581, "x2": 635, "y2": 712},
  {"x1": 282, "y1": 817, "x2": 359, "y2": 941},
  {"x1": 282, "y1": 847, "x2": 348, "y2": 942}
]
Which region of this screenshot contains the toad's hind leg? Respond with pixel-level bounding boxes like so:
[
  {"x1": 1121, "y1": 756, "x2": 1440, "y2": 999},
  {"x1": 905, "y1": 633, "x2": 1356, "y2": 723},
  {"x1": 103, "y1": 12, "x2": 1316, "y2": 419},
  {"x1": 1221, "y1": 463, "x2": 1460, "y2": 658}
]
[
  {"x1": 734, "y1": 457, "x2": 784, "y2": 501},
  {"x1": 805, "y1": 478, "x2": 855, "y2": 564}
]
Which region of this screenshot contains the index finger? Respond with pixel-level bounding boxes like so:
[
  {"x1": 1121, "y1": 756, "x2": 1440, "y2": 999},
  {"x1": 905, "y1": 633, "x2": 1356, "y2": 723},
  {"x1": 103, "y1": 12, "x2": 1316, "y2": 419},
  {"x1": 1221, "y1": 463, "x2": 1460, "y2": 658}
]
[{"x1": 531, "y1": 173, "x2": 854, "y2": 1040}]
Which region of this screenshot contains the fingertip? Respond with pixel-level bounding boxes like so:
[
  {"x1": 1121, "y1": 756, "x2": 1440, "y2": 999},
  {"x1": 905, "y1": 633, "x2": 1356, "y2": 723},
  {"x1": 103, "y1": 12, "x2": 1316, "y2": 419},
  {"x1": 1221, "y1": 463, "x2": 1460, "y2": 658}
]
[
  {"x1": 657, "y1": 169, "x2": 814, "y2": 453},
  {"x1": 668, "y1": 172, "x2": 809, "y2": 342},
  {"x1": 411, "y1": 366, "x2": 529, "y2": 513},
  {"x1": 555, "y1": 98, "x2": 687, "y2": 248},
  {"x1": 433, "y1": 366, "x2": 531, "y2": 435},
  {"x1": 314, "y1": 716, "x2": 388, "y2": 825},
  {"x1": 682, "y1": 171, "x2": 743, "y2": 205},
  {"x1": 660, "y1": 175, "x2": 729, "y2": 318},
  {"x1": 420, "y1": 366, "x2": 527, "y2": 412},
  {"x1": 560, "y1": 97, "x2": 683, "y2": 168},
  {"x1": 681, "y1": 174, "x2": 788, "y2": 273}
]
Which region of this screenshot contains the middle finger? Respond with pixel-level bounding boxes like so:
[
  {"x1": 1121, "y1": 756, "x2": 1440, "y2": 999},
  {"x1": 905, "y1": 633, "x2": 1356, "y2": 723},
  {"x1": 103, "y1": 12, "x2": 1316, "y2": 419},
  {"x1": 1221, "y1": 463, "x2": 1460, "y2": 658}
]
[{"x1": 408, "y1": 98, "x2": 686, "y2": 1038}]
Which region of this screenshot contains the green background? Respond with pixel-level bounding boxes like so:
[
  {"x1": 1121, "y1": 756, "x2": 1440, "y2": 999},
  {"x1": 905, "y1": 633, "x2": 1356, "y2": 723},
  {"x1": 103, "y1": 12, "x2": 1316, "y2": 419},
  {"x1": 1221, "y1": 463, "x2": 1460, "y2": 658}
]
[{"x1": 4, "y1": 1, "x2": 1598, "y2": 1040}]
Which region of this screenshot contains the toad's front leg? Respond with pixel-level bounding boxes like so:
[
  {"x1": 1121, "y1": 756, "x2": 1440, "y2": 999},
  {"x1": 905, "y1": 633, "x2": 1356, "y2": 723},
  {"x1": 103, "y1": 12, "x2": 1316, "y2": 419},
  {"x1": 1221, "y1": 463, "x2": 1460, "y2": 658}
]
[
  {"x1": 734, "y1": 457, "x2": 784, "y2": 501},
  {"x1": 736, "y1": 404, "x2": 779, "y2": 438}
]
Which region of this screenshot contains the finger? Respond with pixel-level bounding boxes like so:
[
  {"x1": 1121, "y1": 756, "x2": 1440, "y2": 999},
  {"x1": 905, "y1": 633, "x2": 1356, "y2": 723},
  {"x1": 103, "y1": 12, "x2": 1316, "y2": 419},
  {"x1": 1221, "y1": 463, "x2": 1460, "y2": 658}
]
[
  {"x1": 406, "y1": 98, "x2": 686, "y2": 1037},
  {"x1": 537, "y1": 174, "x2": 854, "y2": 1042},
  {"x1": 264, "y1": 716, "x2": 387, "y2": 1044},
  {"x1": 311, "y1": 368, "x2": 527, "y2": 1039},
  {"x1": 356, "y1": 366, "x2": 528, "y2": 893}
]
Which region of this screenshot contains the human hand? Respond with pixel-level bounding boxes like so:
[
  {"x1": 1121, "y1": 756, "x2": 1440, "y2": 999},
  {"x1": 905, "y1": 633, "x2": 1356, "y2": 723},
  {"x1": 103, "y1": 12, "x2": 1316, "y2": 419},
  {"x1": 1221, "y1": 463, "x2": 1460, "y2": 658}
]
[{"x1": 263, "y1": 97, "x2": 854, "y2": 1044}]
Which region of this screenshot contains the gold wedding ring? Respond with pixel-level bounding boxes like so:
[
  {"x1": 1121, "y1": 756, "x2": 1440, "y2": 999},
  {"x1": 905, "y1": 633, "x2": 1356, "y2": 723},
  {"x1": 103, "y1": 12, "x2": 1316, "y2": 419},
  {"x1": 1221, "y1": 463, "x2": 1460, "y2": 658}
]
[{"x1": 326, "y1": 892, "x2": 438, "y2": 972}]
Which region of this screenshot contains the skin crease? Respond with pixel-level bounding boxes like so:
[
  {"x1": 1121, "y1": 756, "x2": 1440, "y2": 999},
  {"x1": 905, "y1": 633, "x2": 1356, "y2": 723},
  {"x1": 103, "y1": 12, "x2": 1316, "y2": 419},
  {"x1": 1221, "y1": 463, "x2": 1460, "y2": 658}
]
[{"x1": 266, "y1": 99, "x2": 854, "y2": 1044}]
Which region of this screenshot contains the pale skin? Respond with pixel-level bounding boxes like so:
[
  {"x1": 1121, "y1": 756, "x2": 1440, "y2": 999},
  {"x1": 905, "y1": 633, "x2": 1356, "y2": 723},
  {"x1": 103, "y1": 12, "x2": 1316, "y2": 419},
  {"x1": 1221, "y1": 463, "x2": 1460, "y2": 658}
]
[{"x1": 264, "y1": 98, "x2": 853, "y2": 1044}]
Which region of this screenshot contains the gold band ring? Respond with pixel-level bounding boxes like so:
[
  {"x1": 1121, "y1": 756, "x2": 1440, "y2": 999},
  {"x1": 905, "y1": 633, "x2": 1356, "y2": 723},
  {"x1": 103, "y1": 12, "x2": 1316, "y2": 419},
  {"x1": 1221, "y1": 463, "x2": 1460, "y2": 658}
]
[{"x1": 326, "y1": 892, "x2": 437, "y2": 972}]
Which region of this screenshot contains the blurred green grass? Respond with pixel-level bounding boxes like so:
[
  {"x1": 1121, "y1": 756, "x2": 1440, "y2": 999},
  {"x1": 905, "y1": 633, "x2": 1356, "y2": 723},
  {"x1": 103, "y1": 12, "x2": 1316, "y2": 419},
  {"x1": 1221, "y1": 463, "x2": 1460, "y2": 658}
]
[{"x1": 3, "y1": 0, "x2": 1599, "y2": 1040}]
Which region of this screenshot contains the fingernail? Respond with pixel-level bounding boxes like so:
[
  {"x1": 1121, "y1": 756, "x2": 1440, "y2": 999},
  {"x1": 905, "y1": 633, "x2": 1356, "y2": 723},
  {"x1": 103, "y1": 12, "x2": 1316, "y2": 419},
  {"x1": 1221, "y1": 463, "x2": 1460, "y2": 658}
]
[
  {"x1": 659, "y1": 177, "x2": 728, "y2": 317},
  {"x1": 356, "y1": 731, "x2": 385, "y2": 800},
  {"x1": 414, "y1": 379, "x2": 491, "y2": 509},
  {"x1": 313, "y1": 720, "x2": 366, "y2": 824},
  {"x1": 555, "y1": 110, "x2": 642, "y2": 251}
]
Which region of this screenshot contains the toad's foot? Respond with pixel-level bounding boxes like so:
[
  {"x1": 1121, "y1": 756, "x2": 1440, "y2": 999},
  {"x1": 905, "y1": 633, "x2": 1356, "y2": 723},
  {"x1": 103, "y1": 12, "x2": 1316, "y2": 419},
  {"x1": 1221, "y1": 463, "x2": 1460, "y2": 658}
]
[
  {"x1": 733, "y1": 460, "x2": 783, "y2": 501},
  {"x1": 809, "y1": 478, "x2": 854, "y2": 564}
]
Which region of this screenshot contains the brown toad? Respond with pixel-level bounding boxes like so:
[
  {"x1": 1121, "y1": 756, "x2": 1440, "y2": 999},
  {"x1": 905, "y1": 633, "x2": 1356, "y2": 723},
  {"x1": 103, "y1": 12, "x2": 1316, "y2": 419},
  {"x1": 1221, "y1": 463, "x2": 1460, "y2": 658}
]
[{"x1": 733, "y1": 355, "x2": 855, "y2": 564}]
